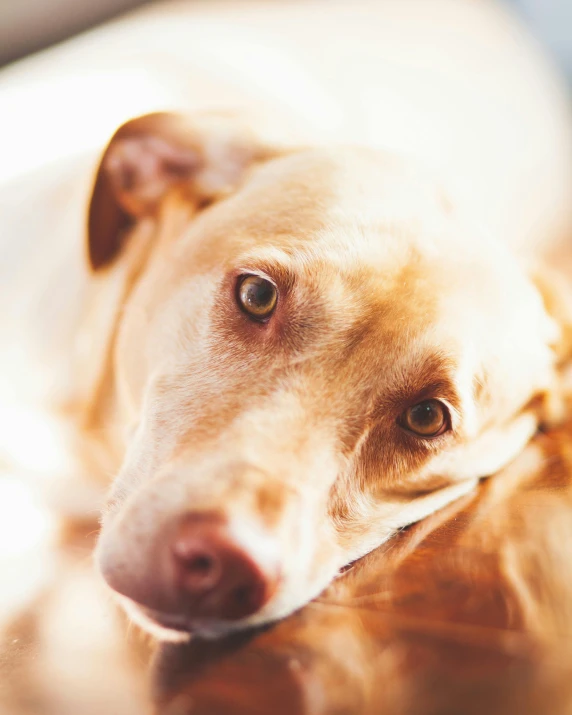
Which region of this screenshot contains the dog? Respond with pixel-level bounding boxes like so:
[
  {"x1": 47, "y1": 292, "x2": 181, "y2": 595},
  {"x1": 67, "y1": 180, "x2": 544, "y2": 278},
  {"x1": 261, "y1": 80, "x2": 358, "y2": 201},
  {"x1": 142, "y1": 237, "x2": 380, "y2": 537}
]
[{"x1": 1, "y1": 0, "x2": 572, "y2": 641}]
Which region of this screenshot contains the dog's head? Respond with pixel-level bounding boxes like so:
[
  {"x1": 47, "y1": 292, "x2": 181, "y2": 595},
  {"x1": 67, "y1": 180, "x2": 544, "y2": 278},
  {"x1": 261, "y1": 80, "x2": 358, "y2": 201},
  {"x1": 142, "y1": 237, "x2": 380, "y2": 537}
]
[{"x1": 90, "y1": 112, "x2": 562, "y2": 639}]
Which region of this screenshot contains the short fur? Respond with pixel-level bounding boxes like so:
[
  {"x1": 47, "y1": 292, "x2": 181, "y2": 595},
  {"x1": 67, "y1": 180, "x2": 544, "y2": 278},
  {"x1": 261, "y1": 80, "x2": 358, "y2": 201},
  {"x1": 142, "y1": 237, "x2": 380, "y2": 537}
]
[{"x1": 1, "y1": 0, "x2": 572, "y2": 640}]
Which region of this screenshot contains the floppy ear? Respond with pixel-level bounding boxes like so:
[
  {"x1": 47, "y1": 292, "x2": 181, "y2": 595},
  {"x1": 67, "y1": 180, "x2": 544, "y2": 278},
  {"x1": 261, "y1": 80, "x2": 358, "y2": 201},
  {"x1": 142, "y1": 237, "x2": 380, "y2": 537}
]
[{"x1": 87, "y1": 112, "x2": 274, "y2": 271}]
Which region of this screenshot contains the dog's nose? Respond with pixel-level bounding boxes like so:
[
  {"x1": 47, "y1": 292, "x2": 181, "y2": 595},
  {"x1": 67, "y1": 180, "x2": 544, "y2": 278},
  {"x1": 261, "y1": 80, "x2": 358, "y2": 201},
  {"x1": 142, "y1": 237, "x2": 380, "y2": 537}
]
[
  {"x1": 170, "y1": 514, "x2": 275, "y2": 620},
  {"x1": 99, "y1": 512, "x2": 278, "y2": 624}
]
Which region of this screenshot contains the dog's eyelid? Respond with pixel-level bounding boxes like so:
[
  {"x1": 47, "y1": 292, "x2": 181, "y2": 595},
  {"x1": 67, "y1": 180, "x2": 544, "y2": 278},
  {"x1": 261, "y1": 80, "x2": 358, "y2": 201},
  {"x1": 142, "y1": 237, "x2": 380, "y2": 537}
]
[
  {"x1": 422, "y1": 396, "x2": 461, "y2": 431},
  {"x1": 235, "y1": 266, "x2": 273, "y2": 280},
  {"x1": 434, "y1": 397, "x2": 464, "y2": 433},
  {"x1": 400, "y1": 390, "x2": 458, "y2": 417},
  {"x1": 233, "y1": 262, "x2": 294, "y2": 289},
  {"x1": 436, "y1": 398, "x2": 458, "y2": 421}
]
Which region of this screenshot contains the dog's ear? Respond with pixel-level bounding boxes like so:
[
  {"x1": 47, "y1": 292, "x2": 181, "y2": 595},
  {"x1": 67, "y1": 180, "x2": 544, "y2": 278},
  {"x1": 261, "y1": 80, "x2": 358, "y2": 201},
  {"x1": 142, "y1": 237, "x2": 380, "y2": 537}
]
[{"x1": 87, "y1": 112, "x2": 275, "y2": 271}]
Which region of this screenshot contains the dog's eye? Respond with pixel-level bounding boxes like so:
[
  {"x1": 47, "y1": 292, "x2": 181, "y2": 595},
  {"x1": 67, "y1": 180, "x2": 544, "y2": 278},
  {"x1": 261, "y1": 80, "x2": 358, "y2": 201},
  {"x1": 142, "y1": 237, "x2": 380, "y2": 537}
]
[
  {"x1": 237, "y1": 274, "x2": 278, "y2": 320},
  {"x1": 400, "y1": 399, "x2": 449, "y2": 438}
]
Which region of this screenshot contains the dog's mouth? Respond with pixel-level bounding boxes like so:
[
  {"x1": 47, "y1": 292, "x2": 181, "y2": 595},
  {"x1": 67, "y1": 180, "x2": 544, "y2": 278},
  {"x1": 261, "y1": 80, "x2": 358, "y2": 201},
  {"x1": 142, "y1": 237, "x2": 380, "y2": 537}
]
[
  {"x1": 145, "y1": 608, "x2": 244, "y2": 640},
  {"x1": 116, "y1": 594, "x2": 250, "y2": 641},
  {"x1": 144, "y1": 608, "x2": 197, "y2": 633}
]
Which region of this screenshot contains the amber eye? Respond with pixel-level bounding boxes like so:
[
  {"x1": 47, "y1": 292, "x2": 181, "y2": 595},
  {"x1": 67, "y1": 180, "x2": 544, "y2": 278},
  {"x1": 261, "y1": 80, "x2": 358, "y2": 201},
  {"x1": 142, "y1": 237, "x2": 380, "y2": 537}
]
[
  {"x1": 237, "y1": 274, "x2": 278, "y2": 320},
  {"x1": 400, "y1": 399, "x2": 449, "y2": 438}
]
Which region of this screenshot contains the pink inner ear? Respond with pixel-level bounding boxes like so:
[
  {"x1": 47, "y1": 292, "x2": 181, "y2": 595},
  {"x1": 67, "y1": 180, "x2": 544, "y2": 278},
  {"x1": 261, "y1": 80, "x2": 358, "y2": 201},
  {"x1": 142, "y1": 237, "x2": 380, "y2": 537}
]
[{"x1": 105, "y1": 135, "x2": 202, "y2": 218}]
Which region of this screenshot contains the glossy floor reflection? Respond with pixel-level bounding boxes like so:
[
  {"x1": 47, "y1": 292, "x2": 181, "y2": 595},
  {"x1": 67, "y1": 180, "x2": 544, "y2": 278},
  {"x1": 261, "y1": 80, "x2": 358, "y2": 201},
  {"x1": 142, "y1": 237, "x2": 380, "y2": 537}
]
[
  {"x1": 2, "y1": 424, "x2": 572, "y2": 715},
  {"x1": 152, "y1": 426, "x2": 572, "y2": 715}
]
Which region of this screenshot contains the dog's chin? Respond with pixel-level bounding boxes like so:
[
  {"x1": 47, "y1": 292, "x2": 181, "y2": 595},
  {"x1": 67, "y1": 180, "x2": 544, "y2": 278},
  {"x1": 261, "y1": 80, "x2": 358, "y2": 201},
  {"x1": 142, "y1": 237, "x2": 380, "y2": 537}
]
[{"x1": 114, "y1": 594, "x2": 255, "y2": 642}]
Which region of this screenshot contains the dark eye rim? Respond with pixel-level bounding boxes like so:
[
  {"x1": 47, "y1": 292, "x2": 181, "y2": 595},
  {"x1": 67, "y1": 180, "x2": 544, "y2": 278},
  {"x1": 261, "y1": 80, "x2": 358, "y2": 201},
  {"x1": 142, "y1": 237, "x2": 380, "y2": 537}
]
[
  {"x1": 235, "y1": 272, "x2": 279, "y2": 322},
  {"x1": 397, "y1": 398, "x2": 451, "y2": 439}
]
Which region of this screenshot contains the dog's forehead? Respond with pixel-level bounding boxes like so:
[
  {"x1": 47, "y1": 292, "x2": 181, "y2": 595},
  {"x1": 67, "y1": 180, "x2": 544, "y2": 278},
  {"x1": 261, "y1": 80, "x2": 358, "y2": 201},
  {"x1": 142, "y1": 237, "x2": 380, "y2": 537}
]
[
  {"x1": 241, "y1": 147, "x2": 453, "y2": 247},
  {"x1": 184, "y1": 146, "x2": 457, "y2": 264}
]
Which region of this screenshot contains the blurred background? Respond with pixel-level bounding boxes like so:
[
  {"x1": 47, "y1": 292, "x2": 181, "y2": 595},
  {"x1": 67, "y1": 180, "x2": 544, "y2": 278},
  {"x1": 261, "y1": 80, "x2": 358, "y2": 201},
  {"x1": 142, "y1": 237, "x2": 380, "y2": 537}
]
[
  {"x1": 509, "y1": 0, "x2": 572, "y2": 80},
  {"x1": 0, "y1": 0, "x2": 571, "y2": 81}
]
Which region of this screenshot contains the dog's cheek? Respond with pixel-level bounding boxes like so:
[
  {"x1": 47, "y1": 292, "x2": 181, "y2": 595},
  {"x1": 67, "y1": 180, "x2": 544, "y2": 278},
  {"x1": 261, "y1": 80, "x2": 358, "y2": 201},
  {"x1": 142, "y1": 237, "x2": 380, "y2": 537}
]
[
  {"x1": 424, "y1": 411, "x2": 539, "y2": 484},
  {"x1": 251, "y1": 517, "x2": 345, "y2": 624}
]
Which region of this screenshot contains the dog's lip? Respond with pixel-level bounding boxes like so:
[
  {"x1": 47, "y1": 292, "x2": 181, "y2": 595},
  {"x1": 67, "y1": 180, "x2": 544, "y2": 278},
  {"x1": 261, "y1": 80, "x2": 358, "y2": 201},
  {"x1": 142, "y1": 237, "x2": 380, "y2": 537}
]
[
  {"x1": 140, "y1": 608, "x2": 238, "y2": 638},
  {"x1": 142, "y1": 608, "x2": 197, "y2": 633}
]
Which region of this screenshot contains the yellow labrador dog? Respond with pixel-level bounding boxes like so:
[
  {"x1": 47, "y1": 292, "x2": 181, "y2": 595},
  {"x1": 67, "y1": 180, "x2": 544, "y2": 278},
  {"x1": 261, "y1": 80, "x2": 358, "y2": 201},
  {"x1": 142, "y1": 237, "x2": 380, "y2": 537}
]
[{"x1": 1, "y1": 0, "x2": 572, "y2": 640}]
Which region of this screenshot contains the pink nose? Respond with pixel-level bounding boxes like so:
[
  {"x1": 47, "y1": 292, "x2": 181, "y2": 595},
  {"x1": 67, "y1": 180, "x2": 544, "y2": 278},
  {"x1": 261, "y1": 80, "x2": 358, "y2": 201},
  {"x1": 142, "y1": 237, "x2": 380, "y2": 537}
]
[
  {"x1": 170, "y1": 514, "x2": 274, "y2": 620},
  {"x1": 101, "y1": 512, "x2": 277, "y2": 624}
]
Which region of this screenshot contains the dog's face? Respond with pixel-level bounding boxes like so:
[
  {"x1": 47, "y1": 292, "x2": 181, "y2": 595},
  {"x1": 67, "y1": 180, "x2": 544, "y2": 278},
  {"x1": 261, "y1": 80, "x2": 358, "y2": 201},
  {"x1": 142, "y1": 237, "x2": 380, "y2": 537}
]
[{"x1": 91, "y1": 113, "x2": 559, "y2": 639}]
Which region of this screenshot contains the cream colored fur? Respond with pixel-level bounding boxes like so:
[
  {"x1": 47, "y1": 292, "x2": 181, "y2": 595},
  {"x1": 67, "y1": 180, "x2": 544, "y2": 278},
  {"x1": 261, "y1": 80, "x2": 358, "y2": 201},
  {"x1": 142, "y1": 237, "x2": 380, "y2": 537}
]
[{"x1": 1, "y1": 0, "x2": 571, "y2": 638}]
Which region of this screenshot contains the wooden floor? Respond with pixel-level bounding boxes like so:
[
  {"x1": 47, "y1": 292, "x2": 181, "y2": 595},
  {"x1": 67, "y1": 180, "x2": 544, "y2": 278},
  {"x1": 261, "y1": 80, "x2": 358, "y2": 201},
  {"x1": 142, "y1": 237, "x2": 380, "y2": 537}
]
[{"x1": 2, "y1": 422, "x2": 572, "y2": 715}]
